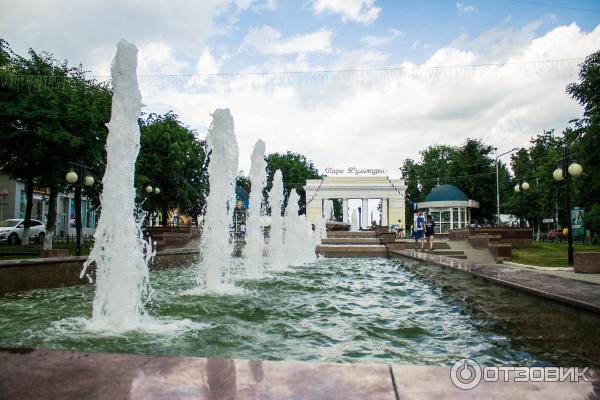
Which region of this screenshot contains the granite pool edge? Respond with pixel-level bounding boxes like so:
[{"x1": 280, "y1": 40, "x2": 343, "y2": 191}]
[
  {"x1": 390, "y1": 250, "x2": 600, "y2": 315},
  {"x1": 0, "y1": 249, "x2": 200, "y2": 295},
  {"x1": 1, "y1": 347, "x2": 596, "y2": 400}
]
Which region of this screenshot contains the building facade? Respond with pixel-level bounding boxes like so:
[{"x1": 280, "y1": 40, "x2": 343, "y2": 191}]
[
  {"x1": 0, "y1": 175, "x2": 96, "y2": 236},
  {"x1": 304, "y1": 176, "x2": 406, "y2": 229},
  {"x1": 417, "y1": 184, "x2": 479, "y2": 234}
]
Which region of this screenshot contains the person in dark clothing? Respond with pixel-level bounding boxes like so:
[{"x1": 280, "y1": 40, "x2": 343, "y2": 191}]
[{"x1": 425, "y1": 215, "x2": 435, "y2": 251}]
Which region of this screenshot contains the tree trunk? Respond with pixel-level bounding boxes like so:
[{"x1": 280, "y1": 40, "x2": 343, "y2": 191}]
[
  {"x1": 161, "y1": 204, "x2": 169, "y2": 226},
  {"x1": 43, "y1": 186, "x2": 58, "y2": 250},
  {"x1": 21, "y1": 176, "x2": 34, "y2": 246}
]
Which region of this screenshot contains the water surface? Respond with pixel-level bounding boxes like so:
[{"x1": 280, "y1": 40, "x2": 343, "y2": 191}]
[{"x1": 1, "y1": 257, "x2": 599, "y2": 366}]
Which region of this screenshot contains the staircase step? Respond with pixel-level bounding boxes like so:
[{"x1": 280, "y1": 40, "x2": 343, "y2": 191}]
[
  {"x1": 316, "y1": 245, "x2": 388, "y2": 257},
  {"x1": 403, "y1": 243, "x2": 451, "y2": 249},
  {"x1": 322, "y1": 238, "x2": 381, "y2": 245},
  {"x1": 327, "y1": 231, "x2": 377, "y2": 238}
]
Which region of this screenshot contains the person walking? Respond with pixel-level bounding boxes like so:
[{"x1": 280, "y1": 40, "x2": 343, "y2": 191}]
[
  {"x1": 414, "y1": 210, "x2": 425, "y2": 250},
  {"x1": 425, "y1": 215, "x2": 435, "y2": 251}
]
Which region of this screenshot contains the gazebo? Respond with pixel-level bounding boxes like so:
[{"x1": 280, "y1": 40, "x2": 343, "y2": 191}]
[{"x1": 418, "y1": 184, "x2": 479, "y2": 234}]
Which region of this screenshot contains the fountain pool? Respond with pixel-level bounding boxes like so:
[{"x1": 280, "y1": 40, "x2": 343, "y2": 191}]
[{"x1": 1, "y1": 257, "x2": 599, "y2": 366}]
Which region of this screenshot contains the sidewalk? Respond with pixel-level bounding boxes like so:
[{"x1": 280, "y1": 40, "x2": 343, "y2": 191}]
[{"x1": 502, "y1": 261, "x2": 600, "y2": 285}]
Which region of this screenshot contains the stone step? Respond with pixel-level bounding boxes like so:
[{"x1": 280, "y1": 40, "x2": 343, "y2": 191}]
[
  {"x1": 315, "y1": 245, "x2": 388, "y2": 257},
  {"x1": 403, "y1": 243, "x2": 451, "y2": 249},
  {"x1": 327, "y1": 231, "x2": 377, "y2": 238},
  {"x1": 322, "y1": 238, "x2": 381, "y2": 245}
]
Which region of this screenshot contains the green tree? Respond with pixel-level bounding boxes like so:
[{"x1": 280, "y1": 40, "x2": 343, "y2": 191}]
[
  {"x1": 0, "y1": 39, "x2": 111, "y2": 247},
  {"x1": 401, "y1": 139, "x2": 500, "y2": 224},
  {"x1": 264, "y1": 151, "x2": 321, "y2": 214},
  {"x1": 566, "y1": 50, "x2": 600, "y2": 212},
  {"x1": 585, "y1": 204, "x2": 600, "y2": 243},
  {"x1": 136, "y1": 112, "x2": 208, "y2": 225},
  {"x1": 446, "y1": 139, "x2": 497, "y2": 222}
]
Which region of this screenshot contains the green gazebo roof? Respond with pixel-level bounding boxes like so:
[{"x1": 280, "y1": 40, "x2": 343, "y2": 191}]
[{"x1": 424, "y1": 184, "x2": 469, "y2": 202}]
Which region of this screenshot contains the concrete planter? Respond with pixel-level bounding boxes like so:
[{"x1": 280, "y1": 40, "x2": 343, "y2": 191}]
[
  {"x1": 385, "y1": 242, "x2": 406, "y2": 251},
  {"x1": 574, "y1": 252, "x2": 600, "y2": 274},
  {"x1": 40, "y1": 249, "x2": 70, "y2": 258},
  {"x1": 375, "y1": 226, "x2": 389, "y2": 235},
  {"x1": 378, "y1": 233, "x2": 396, "y2": 243}
]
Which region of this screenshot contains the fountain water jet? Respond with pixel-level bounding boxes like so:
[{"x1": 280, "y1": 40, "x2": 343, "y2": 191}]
[
  {"x1": 283, "y1": 190, "x2": 316, "y2": 265},
  {"x1": 81, "y1": 40, "x2": 152, "y2": 331},
  {"x1": 199, "y1": 109, "x2": 240, "y2": 293},
  {"x1": 244, "y1": 139, "x2": 266, "y2": 279},
  {"x1": 268, "y1": 170, "x2": 285, "y2": 270},
  {"x1": 351, "y1": 209, "x2": 359, "y2": 231}
]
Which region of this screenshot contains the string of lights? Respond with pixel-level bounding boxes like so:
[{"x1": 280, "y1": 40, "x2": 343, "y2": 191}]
[{"x1": 0, "y1": 57, "x2": 585, "y2": 91}]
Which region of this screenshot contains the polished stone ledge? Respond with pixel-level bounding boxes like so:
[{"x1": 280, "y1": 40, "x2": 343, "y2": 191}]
[
  {"x1": 1, "y1": 348, "x2": 597, "y2": 400},
  {"x1": 391, "y1": 249, "x2": 600, "y2": 314}
]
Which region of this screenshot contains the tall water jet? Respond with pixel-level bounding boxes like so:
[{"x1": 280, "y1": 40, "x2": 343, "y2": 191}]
[
  {"x1": 82, "y1": 40, "x2": 152, "y2": 331},
  {"x1": 324, "y1": 200, "x2": 334, "y2": 221},
  {"x1": 200, "y1": 109, "x2": 239, "y2": 293},
  {"x1": 244, "y1": 139, "x2": 266, "y2": 279},
  {"x1": 284, "y1": 190, "x2": 316, "y2": 265},
  {"x1": 268, "y1": 170, "x2": 285, "y2": 270},
  {"x1": 351, "y1": 209, "x2": 359, "y2": 231},
  {"x1": 283, "y1": 190, "x2": 300, "y2": 263}
]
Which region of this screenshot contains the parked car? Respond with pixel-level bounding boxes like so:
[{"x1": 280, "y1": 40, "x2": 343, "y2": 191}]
[
  {"x1": 0, "y1": 219, "x2": 46, "y2": 245},
  {"x1": 548, "y1": 229, "x2": 562, "y2": 241}
]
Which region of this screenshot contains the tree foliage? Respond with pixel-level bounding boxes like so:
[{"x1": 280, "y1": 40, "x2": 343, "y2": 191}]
[
  {"x1": 0, "y1": 39, "x2": 111, "y2": 245},
  {"x1": 264, "y1": 151, "x2": 321, "y2": 213},
  {"x1": 401, "y1": 139, "x2": 503, "y2": 224},
  {"x1": 136, "y1": 112, "x2": 208, "y2": 224}
]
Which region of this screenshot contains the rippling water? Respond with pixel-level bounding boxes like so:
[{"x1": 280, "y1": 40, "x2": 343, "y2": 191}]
[{"x1": 1, "y1": 257, "x2": 599, "y2": 366}]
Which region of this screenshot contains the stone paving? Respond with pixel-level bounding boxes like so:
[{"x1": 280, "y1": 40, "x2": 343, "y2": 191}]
[
  {"x1": 392, "y1": 249, "x2": 600, "y2": 314},
  {"x1": 1, "y1": 348, "x2": 597, "y2": 399}
]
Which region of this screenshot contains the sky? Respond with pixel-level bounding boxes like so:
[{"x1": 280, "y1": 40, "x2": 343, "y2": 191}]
[{"x1": 1, "y1": 0, "x2": 600, "y2": 178}]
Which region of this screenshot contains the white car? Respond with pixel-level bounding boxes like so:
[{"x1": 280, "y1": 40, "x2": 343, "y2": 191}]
[{"x1": 0, "y1": 219, "x2": 46, "y2": 245}]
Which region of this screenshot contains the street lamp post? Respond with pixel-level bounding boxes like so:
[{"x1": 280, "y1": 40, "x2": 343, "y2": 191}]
[
  {"x1": 552, "y1": 147, "x2": 583, "y2": 266},
  {"x1": 66, "y1": 162, "x2": 94, "y2": 256},
  {"x1": 0, "y1": 189, "x2": 8, "y2": 221},
  {"x1": 145, "y1": 185, "x2": 160, "y2": 226},
  {"x1": 514, "y1": 179, "x2": 530, "y2": 227},
  {"x1": 496, "y1": 147, "x2": 519, "y2": 225}
]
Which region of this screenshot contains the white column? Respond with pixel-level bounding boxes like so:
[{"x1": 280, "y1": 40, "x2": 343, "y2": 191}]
[
  {"x1": 342, "y1": 198, "x2": 348, "y2": 223},
  {"x1": 361, "y1": 198, "x2": 369, "y2": 229},
  {"x1": 381, "y1": 198, "x2": 388, "y2": 226}
]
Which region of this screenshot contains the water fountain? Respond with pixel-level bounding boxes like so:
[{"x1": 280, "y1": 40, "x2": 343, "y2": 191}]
[
  {"x1": 244, "y1": 139, "x2": 266, "y2": 279},
  {"x1": 324, "y1": 200, "x2": 334, "y2": 221},
  {"x1": 81, "y1": 39, "x2": 153, "y2": 332},
  {"x1": 282, "y1": 190, "x2": 316, "y2": 265},
  {"x1": 198, "y1": 109, "x2": 239, "y2": 293},
  {"x1": 351, "y1": 209, "x2": 359, "y2": 231},
  {"x1": 268, "y1": 170, "x2": 285, "y2": 270}
]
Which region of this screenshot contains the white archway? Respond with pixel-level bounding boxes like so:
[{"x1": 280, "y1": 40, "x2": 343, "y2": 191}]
[{"x1": 304, "y1": 176, "x2": 406, "y2": 229}]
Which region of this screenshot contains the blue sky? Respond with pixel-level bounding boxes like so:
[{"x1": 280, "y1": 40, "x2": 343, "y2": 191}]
[
  {"x1": 1, "y1": 0, "x2": 599, "y2": 177},
  {"x1": 200, "y1": 0, "x2": 600, "y2": 74}
]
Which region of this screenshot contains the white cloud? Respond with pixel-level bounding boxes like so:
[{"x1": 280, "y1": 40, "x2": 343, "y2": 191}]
[
  {"x1": 335, "y1": 50, "x2": 391, "y2": 69},
  {"x1": 456, "y1": 2, "x2": 475, "y2": 14},
  {"x1": 360, "y1": 28, "x2": 401, "y2": 47},
  {"x1": 0, "y1": 0, "x2": 229, "y2": 75},
  {"x1": 242, "y1": 25, "x2": 332, "y2": 55},
  {"x1": 138, "y1": 42, "x2": 189, "y2": 75},
  {"x1": 195, "y1": 48, "x2": 223, "y2": 75},
  {"x1": 313, "y1": 0, "x2": 380, "y2": 24},
  {"x1": 140, "y1": 22, "x2": 600, "y2": 177}
]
